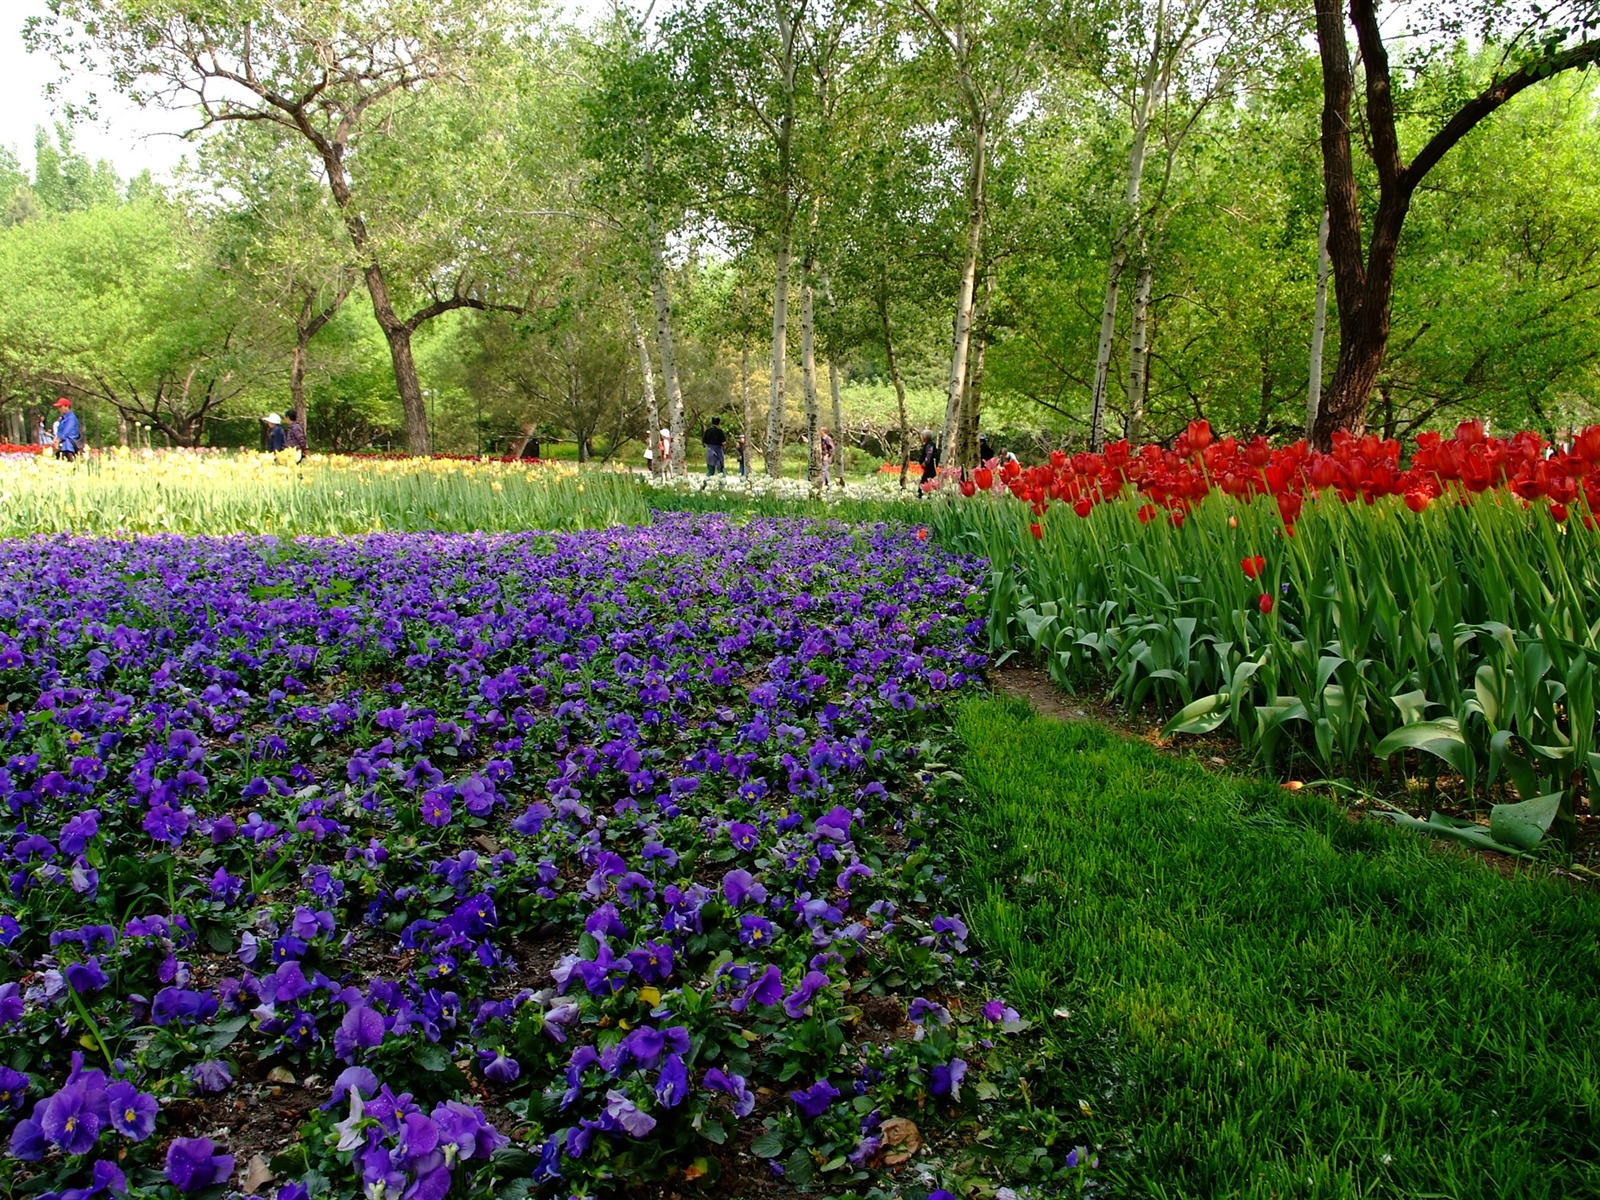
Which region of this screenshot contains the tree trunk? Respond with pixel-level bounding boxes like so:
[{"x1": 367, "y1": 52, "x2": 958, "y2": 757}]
[
  {"x1": 739, "y1": 289, "x2": 753, "y2": 467},
  {"x1": 799, "y1": 263, "x2": 823, "y2": 493},
  {"x1": 1306, "y1": 207, "x2": 1331, "y2": 440},
  {"x1": 378, "y1": 312, "x2": 430, "y2": 456},
  {"x1": 877, "y1": 277, "x2": 911, "y2": 489},
  {"x1": 822, "y1": 271, "x2": 845, "y2": 487},
  {"x1": 967, "y1": 303, "x2": 989, "y2": 462},
  {"x1": 1126, "y1": 261, "x2": 1153, "y2": 444},
  {"x1": 1090, "y1": 44, "x2": 1161, "y2": 452},
  {"x1": 942, "y1": 110, "x2": 986, "y2": 469},
  {"x1": 959, "y1": 273, "x2": 991, "y2": 468},
  {"x1": 648, "y1": 229, "x2": 686, "y2": 476},
  {"x1": 117, "y1": 410, "x2": 128, "y2": 449},
  {"x1": 323, "y1": 144, "x2": 431, "y2": 455},
  {"x1": 290, "y1": 284, "x2": 351, "y2": 429},
  {"x1": 627, "y1": 306, "x2": 662, "y2": 476},
  {"x1": 1308, "y1": 0, "x2": 1600, "y2": 445},
  {"x1": 764, "y1": 229, "x2": 792, "y2": 476}
]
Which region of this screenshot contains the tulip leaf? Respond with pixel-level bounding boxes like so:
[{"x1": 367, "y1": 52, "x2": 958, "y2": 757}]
[
  {"x1": 1390, "y1": 689, "x2": 1430, "y2": 727},
  {"x1": 1163, "y1": 692, "x2": 1229, "y2": 736},
  {"x1": 1374, "y1": 719, "x2": 1472, "y2": 778},
  {"x1": 1487, "y1": 791, "x2": 1563, "y2": 851}
]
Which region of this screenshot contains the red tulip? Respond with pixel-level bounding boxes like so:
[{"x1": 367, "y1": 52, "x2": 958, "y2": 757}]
[
  {"x1": 1137, "y1": 504, "x2": 1158, "y2": 524},
  {"x1": 1072, "y1": 496, "x2": 1093, "y2": 518},
  {"x1": 1241, "y1": 555, "x2": 1266, "y2": 580},
  {"x1": 973, "y1": 467, "x2": 993, "y2": 490},
  {"x1": 1258, "y1": 593, "x2": 1274, "y2": 614},
  {"x1": 1029, "y1": 522, "x2": 1043, "y2": 540},
  {"x1": 959, "y1": 479, "x2": 976, "y2": 497},
  {"x1": 1403, "y1": 490, "x2": 1430, "y2": 513},
  {"x1": 1551, "y1": 502, "x2": 1569, "y2": 523}
]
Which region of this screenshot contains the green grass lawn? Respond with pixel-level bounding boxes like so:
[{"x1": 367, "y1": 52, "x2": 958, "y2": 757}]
[{"x1": 953, "y1": 696, "x2": 1600, "y2": 1200}]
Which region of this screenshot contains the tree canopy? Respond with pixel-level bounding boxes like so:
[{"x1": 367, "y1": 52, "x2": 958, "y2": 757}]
[{"x1": 1, "y1": 0, "x2": 1596, "y2": 459}]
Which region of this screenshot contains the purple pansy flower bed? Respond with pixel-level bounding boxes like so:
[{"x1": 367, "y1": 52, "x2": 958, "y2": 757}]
[{"x1": 0, "y1": 513, "x2": 1031, "y2": 1197}]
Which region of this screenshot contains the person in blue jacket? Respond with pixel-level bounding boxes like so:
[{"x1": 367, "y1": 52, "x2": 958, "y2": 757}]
[{"x1": 52, "y1": 397, "x2": 81, "y2": 461}]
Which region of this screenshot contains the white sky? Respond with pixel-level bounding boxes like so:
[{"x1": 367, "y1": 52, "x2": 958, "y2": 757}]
[
  {"x1": 0, "y1": 0, "x2": 195, "y2": 179},
  {"x1": 0, "y1": 0, "x2": 616, "y2": 183}
]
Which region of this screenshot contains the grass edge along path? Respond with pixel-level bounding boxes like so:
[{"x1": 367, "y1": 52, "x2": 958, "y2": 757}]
[{"x1": 950, "y1": 695, "x2": 1600, "y2": 1200}]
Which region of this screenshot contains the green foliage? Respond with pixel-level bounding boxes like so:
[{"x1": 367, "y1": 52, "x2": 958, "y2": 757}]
[{"x1": 953, "y1": 696, "x2": 1600, "y2": 1198}]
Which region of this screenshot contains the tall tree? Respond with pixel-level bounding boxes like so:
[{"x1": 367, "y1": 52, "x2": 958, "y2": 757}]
[
  {"x1": 668, "y1": 0, "x2": 818, "y2": 476},
  {"x1": 32, "y1": 0, "x2": 550, "y2": 454},
  {"x1": 903, "y1": 0, "x2": 1057, "y2": 468},
  {"x1": 581, "y1": 13, "x2": 698, "y2": 475},
  {"x1": 1310, "y1": 0, "x2": 1600, "y2": 446}
]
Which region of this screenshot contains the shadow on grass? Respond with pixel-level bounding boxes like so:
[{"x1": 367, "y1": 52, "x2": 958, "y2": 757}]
[{"x1": 953, "y1": 695, "x2": 1600, "y2": 1200}]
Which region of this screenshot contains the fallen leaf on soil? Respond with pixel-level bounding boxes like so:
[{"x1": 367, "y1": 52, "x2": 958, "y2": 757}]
[
  {"x1": 879, "y1": 1117, "x2": 922, "y2": 1165},
  {"x1": 241, "y1": 1155, "x2": 275, "y2": 1195},
  {"x1": 265, "y1": 1067, "x2": 296, "y2": 1084}
]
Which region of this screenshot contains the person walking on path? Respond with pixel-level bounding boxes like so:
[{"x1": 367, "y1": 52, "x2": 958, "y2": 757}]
[
  {"x1": 736, "y1": 434, "x2": 750, "y2": 477},
  {"x1": 918, "y1": 429, "x2": 939, "y2": 491},
  {"x1": 820, "y1": 427, "x2": 836, "y2": 487},
  {"x1": 659, "y1": 428, "x2": 672, "y2": 473},
  {"x1": 52, "y1": 398, "x2": 81, "y2": 461},
  {"x1": 265, "y1": 412, "x2": 287, "y2": 453},
  {"x1": 285, "y1": 413, "x2": 308, "y2": 462},
  {"x1": 703, "y1": 417, "x2": 727, "y2": 476}
]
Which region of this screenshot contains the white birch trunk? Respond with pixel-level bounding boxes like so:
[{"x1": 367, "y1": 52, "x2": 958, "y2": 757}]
[
  {"x1": 648, "y1": 230, "x2": 686, "y2": 476},
  {"x1": 1307, "y1": 206, "x2": 1331, "y2": 440},
  {"x1": 877, "y1": 277, "x2": 911, "y2": 489},
  {"x1": 942, "y1": 113, "x2": 987, "y2": 470},
  {"x1": 799, "y1": 267, "x2": 823, "y2": 493},
  {"x1": 627, "y1": 306, "x2": 662, "y2": 476},
  {"x1": 740, "y1": 336, "x2": 752, "y2": 471},
  {"x1": 739, "y1": 286, "x2": 753, "y2": 471},
  {"x1": 822, "y1": 271, "x2": 845, "y2": 486},
  {"x1": 764, "y1": 236, "x2": 792, "y2": 476},
  {"x1": 1126, "y1": 261, "x2": 1154, "y2": 445},
  {"x1": 1089, "y1": 4, "x2": 1165, "y2": 452}
]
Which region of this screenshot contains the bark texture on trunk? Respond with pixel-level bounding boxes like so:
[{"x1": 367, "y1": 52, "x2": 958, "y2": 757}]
[
  {"x1": 942, "y1": 112, "x2": 986, "y2": 469},
  {"x1": 799, "y1": 264, "x2": 823, "y2": 492},
  {"x1": 1311, "y1": 0, "x2": 1600, "y2": 446},
  {"x1": 1307, "y1": 207, "x2": 1331, "y2": 440},
  {"x1": 765, "y1": 235, "x2": 792, "y2": 476},
  {"x1": 764, "y1": 1, "x2": 801, "y2": 478},
  {"x1": 1090, "y1": 32, "x2": 1161, "y2": 453},
  {"x1": 877, "y1": 277, "x2": 911, "y2": 489},
  {"x1": 822, "y1": 272, "x2": 845, "y2": 487},
  {"x1": 627, "y1": 306, "x2": 662, "y2": 476},
  {"x1": 1125, "y1": 261, "x2": 1153, "y2": 445},
  {"x1": 326, "y1": 144, "x2": 433, "y2": 456},
  {"x1": 290, "y1": 283, "x2": 351, "y2": 430},
  {"x1": 739, "y1": 287, "x2": 753, "y2": 464},
  {"x1": 648, "y1": 231, "x2": 686, "y2": 475}
]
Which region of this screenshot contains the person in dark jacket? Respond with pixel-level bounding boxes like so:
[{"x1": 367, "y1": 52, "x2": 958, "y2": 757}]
[
  {"x1": 265, "y1": 412, "x2": 287, "y2": 452},
  {"x1": 702, "y1": 417, "x2": 727, "y2": 476},
  {"x1": 285, "y1": 414, "x2": 308, "y2": 462},
  {"x1": 919, "y1": 430, "x2": 939, "y2": 490}
]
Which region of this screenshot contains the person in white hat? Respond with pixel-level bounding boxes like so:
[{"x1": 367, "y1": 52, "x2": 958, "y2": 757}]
[{"x1": 265, "y1": 413, "x2": 287, "y2": 452}]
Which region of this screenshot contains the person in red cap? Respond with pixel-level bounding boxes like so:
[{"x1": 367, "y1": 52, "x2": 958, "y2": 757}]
[{"x1": 52, "y1": 397, "x2": 81, "y2": 461}]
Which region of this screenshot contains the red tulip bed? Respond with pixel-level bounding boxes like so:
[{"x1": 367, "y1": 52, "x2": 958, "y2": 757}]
[{"x1": 930, "y1": 421, "x2": 1600, "y2": 858}]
